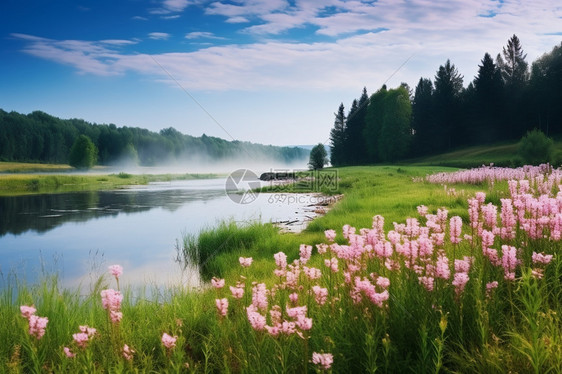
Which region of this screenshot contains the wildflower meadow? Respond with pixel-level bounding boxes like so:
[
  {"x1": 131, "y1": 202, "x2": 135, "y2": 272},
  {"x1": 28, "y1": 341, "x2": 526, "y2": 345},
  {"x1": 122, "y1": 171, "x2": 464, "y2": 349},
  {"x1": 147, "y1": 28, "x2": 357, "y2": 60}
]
[{"x1": 1, "y1": 165, "x2": 560, "y2": 373}]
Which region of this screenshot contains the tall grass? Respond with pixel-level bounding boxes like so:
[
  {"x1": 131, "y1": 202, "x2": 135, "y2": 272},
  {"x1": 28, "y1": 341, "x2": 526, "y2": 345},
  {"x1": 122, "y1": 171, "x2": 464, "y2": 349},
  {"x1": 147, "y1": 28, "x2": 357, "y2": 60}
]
[{"x1": 1, "y1": 165, "x2": 561, "y2": 372}]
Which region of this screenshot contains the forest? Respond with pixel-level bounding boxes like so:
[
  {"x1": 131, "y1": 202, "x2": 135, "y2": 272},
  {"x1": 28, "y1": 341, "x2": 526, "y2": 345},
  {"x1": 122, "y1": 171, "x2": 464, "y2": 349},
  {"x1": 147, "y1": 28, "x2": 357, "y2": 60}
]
[
  {"x1": 330, "y1": 35, "x2": 562, "y2": 165},
  {"x1": 0, "y1": 110, "x2": 308, "y2": 166}
]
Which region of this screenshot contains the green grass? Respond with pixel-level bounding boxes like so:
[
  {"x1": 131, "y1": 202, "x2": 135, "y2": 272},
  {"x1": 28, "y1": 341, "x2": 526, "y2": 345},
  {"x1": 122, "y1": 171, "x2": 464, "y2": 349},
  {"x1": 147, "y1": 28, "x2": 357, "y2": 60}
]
[
  {"x1": 2, "y1": 165, "x2": 561, "y2": 373},
  {"x1": 406, "y1": 138, "x2": 562, "y2": 168},
  {"x1": 0, "y1": 171, "x2": 219, "y2": 196}
]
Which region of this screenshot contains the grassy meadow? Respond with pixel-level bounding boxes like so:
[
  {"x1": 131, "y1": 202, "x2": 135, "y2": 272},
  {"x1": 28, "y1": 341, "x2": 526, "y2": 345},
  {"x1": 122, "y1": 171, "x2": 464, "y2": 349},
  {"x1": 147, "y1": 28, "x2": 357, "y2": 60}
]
[{"x1": 1, "y1": 165, "x2": 561, "y2": 373}]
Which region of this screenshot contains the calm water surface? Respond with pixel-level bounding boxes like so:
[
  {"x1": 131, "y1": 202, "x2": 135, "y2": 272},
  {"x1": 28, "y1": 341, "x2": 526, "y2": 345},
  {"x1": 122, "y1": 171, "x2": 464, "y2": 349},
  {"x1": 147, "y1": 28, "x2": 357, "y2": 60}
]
[{"x1": 0, "y1": 178, "x2": 318, "y2": 291}]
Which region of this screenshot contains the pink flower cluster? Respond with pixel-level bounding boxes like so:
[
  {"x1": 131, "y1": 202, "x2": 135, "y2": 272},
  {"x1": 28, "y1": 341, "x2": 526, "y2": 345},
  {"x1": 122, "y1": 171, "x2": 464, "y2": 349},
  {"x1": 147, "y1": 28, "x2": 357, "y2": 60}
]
[
  {"x1": 312, "y1": 352, "x2": 333, "y2": 370},
  {"x1": 101, "y1": 289, "x2": 123, "y2": 323},
  {"x1": 20, "y1": 305, "x2": 48, "y2": 340},
  {"x1": 161, "y1": 332, "x2": 177, "y2": 350},
  {"x1": 101, "y1": 264, "x2": 124, "y2": 323},
  {"x1": 239, "y1": 257, "x2": 253, "y2": 267}
]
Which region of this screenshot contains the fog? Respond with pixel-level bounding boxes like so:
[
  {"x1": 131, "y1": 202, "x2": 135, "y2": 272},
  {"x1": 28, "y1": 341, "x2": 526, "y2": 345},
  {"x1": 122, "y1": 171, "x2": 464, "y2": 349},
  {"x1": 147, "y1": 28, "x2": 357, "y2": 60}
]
[{"x1": 101, "y1": 151, "x2": 310, "y2": 177}]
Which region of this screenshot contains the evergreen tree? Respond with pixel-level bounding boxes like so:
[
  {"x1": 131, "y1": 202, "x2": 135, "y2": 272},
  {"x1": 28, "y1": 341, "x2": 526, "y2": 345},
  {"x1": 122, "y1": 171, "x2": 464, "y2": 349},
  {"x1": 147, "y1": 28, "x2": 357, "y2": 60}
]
[
  {"x1": 364, "y1": 85, "x2": 387, "y2": 163},
  {"x1": 529, "y1": 42, "x2": 562, "y2": 136},
  {"x1": 473, "y1": 52, "x2": 504, "y2": 142},
  {"x1": 411, "y1": 78, "x2": 434, "y2": 156},
  {"x1": 433, "y1": 60, "x2": 464, "y2": 151},
  {"x1": 344, "y1": 87, "x2": 369, "y2": 164},
  {"x1": 497, "y1": 35, "x2": 530, "y2": 138},
  {"x1": 498, "y1": 34, "x2": 528, "y2": 87},
  {"x1": 329, "y1": 103, "x2": 347, "y2": 166}
]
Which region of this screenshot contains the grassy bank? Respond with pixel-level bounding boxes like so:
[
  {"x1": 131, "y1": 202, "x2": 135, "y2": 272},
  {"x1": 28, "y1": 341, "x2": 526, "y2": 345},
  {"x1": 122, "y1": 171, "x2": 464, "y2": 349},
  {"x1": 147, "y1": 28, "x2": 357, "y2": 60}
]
[
  {"x1": 2, "y1": 165, "x2": 561, "y2": 372},
  {"x1": 0, "y1": 170, "x2": 219, "y2": 196}
]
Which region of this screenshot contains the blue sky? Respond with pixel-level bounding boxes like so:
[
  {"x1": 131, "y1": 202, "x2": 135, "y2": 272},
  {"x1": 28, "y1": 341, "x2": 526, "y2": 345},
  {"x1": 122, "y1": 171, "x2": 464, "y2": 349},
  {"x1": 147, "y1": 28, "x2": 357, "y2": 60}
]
[{"x1": 1, "y1": 0, "x2": 561, "y2": 146}]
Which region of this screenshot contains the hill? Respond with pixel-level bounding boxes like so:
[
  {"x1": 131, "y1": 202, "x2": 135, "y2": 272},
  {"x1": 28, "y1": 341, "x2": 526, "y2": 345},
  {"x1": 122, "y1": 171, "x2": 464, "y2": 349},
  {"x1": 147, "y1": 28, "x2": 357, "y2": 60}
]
[{"x1": 0, "y1": 109, "x2": 309, "y2": 167}]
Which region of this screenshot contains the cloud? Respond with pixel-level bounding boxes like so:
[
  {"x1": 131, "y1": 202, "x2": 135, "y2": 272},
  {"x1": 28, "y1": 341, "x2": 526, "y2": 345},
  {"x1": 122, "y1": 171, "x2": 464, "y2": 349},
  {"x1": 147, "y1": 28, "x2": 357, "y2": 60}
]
[
  {"x1": 185, "y1": 31, "x2": 226, "y2": 40},
  {"x1": 150, "y1": 0, "x2": 196, "y2": 15},
  {"x1": 149, "y1": 32, "x2": 171, "y2": 40},
  {"x1": 11, "y1": 1, "x2": 562, "y2": 93}
]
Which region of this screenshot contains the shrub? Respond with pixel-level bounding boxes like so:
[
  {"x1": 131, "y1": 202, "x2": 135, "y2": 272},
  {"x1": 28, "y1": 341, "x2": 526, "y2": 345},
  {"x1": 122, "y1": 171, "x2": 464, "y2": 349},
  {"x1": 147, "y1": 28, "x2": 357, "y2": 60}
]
[{"x1": 517, "y1": 129, "x2": 553, "y2": 165}]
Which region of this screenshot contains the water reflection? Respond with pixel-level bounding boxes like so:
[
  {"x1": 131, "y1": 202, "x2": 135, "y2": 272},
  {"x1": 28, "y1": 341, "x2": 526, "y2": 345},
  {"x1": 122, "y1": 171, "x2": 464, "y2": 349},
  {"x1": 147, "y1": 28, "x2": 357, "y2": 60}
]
[{"x1": 0, "y1": 179, "x2": 320, "y2": 292}]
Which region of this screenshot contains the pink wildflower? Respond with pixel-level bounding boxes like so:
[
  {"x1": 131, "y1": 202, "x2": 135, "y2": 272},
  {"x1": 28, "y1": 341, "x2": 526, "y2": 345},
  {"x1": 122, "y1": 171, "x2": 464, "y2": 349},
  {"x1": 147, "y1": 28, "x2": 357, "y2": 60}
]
[
  {"x1": 449, "y1": 216, "x2": 462, "y2": 244},
  {"x1": 312, "y1": 352, "x2": 333, "y2": 370},
  {"x1": 215, "y1": 298, "x2": 229, "y2": 317},
  {"x1": 239, "y1": 257, "x2": 253, "y2": 267},
  {"x1": 376, "y1": 276, "x2": 390, "y2": 289},
  {"x1": 486, "y1": 281, "x2": 499, "y2": 298},
  {"x1": 211, "y1": 277, "x2": 225, "y2": 289},
  {"x1": 123, "y1": 344, "x2": 134, "y2": 361},
  {"x1": 161, "y1": 333, "x2": 177, "y2": 350},
  {"x1": 303, "y1": 266, "x2": 321, "y2": 280},
  {"x1": 73, "y1": 332, "x2": 90, "y2": 348},
  {"x1": 230, "y1": 285, "x2": 244, "y2": 299},
  {"x1": 286, "y1": 305, "x2": 307, "y2": 319},
  {"x1": 316, "y1": 243, "x2": 328, "y2": 254},
  {"x1": 418, "y1": 276, "x2": 434, "y2": 291},
  {"x1": 324, "y1": 229, "x2": 337, "y2": 242},
  {"x1": 324, "y1": 257, "x2": 338, "y2": 273},
  {"x1": 435, "y1": 251, "x2": 450, "y2": 280},
  {"x1": 79, "y1": 325, "x2": 97, "y2": 337},
  {"x1": 110, "y1": 310, "x2": 123, "y2": 324},
  {"x1": 296, "y1": 315, "x2": 313, "y2": 331},
  {"x1": 108, "y1": 264, "x2": 123, "y2": 279},
  {"x1": 100, "y1": 289, "x2": 122, "y2": 311},
  {"x1": 20, "y1": 305, "x2": 36, "y2": 320},
  {"x1": 532, "y1": 252, "x2": 553, "y2": 265},
  {"x1": 289, "y1": 292, "x2": 299, "y2": 304},
  {"x1": 251, "y1": 283, "x2": 268, "y2": 311},
  {"x1": 299, "y1": 244, "x2": 312, "y2": 264},
  {"x1": 417, "y1": 205, "x2": 428, "y2": 217},
  {"x1": 246, "y1": 305, "x2": 266, "y2": 331},
  {"x1": 274, "y1": 251, "x2": 288, "y2": 269},
  {"x1": 312, "y1": 286, "x2": 328, "y2": 305},
  {"x1": 28, "y1": 315, "x2": 48, "y2": 340},
  {"x1": 64, "y1": 347, "x2": 75, "y2": 358},
  {"x1": 501, "y1": 245, "x2": 518, "y2": 281},
  {"x1": 452, "y1": 272, "x2": 469, "y2": 296}
]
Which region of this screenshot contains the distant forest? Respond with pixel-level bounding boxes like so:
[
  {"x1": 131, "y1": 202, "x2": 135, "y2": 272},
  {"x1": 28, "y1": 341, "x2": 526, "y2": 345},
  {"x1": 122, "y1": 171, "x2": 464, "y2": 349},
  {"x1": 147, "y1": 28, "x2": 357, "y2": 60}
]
[
  {"x1": 0, "y1": 110, "x2": 308, "y2": 166},
  {"x1": 330, "y1": 35, "x2": 562, "y2": 165}
]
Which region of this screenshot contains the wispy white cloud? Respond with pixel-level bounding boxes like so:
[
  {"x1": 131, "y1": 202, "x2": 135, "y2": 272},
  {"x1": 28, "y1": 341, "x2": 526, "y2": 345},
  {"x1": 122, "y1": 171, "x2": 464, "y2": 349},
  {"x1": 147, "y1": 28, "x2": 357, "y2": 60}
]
[
  {"x1": 11, "y1": 1, "x2": 562, "y2": 93},
  {"x1": 149, "y1": 0, "x2": 196, "y2": 15},
  {"x1": 149, "y1": 32, "x2": 171, "y2": 40},
  {"x1": 185, "y1": 31, "x2": 226, "y2": 40}
]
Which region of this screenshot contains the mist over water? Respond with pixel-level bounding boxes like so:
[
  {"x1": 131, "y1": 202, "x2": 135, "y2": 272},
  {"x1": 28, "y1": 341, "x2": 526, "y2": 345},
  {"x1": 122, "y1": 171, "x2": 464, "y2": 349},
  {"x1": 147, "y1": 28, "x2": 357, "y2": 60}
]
[{"x1": 100, "y1": 153, "x2": 310, "y2": 176}]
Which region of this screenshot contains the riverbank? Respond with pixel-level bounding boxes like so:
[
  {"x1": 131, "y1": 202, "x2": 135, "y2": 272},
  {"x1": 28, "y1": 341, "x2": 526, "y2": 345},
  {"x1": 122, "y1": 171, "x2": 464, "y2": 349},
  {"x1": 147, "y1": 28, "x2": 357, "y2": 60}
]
[
  {"x1": 0, "y1": 171, "x2": 219, "y2": 196},
  {"x1": 2, "y1": 165, "x2": 560, "y2": 373}
]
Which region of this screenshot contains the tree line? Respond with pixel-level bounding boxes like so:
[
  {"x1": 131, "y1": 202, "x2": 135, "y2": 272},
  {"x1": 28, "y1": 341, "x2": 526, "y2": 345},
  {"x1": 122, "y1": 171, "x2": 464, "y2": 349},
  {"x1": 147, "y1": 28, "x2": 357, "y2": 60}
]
[
  {"x1": 330, "y1": 35, "x2": 562, "y2": 165},
  {"x1": 0, "y1": 110, "x2": 308, "y2": 166}
]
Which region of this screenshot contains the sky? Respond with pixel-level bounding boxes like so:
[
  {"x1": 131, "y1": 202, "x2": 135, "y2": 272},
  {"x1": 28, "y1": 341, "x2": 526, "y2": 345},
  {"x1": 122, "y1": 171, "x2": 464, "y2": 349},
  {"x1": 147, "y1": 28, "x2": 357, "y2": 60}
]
[{"x1": 1, "y1": 1, "x2": 561, "y2": 147}]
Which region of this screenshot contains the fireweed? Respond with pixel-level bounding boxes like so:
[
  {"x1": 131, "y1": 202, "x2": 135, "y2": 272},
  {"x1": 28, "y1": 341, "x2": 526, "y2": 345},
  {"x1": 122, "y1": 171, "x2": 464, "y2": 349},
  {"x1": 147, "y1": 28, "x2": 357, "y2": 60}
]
[{"x1": 4, "y1": 166, "x2": 561, "y2": 372}]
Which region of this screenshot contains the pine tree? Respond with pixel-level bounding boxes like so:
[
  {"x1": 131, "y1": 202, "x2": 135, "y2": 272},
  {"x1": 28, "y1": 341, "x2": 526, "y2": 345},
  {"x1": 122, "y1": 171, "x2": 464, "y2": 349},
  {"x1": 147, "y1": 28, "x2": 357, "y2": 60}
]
[
  {"x1": 344, "y1": 87, "x2": 369, "y2": 164},
  {"x1": 498, "y1": 34, "x2": 528, "y2": 87},
  {"x1": 411, "y1": 77, "x2": 434, "y2": 156},
  {"x1": 473, "y1": 53, "x2": 504, "y2": 142},
  {"x1": 433, "y1": 60, "x2": 464, "y2": 151},
  {"x1": 329, "y1": 103, "x2": 347, "y2": 166}
]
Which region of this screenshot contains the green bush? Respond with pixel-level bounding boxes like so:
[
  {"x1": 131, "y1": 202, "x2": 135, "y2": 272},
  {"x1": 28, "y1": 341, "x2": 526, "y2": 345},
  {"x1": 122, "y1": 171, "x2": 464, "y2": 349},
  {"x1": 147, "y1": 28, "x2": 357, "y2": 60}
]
[{"x1": 517, "y1": 129, "x2": 553, "y2": 165}]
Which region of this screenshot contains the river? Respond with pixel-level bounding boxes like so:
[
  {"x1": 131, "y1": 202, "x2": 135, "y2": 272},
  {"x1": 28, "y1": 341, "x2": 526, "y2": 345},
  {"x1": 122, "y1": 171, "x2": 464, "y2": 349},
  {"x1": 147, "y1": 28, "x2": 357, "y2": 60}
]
[{"x1": 0, "y1": 177, "x2": 324, "y2": 292}]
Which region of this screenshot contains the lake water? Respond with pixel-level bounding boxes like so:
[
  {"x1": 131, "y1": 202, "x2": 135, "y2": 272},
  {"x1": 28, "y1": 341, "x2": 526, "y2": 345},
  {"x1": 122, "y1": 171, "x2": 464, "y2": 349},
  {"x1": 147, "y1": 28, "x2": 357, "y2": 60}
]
[{"x1": 0, "y1": 177, "x2": 322, "y2": 292}]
